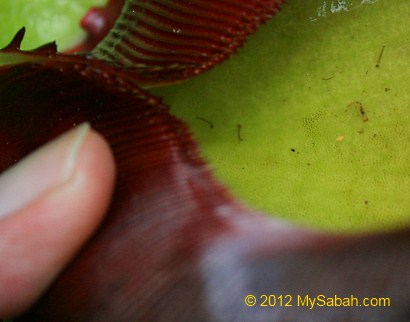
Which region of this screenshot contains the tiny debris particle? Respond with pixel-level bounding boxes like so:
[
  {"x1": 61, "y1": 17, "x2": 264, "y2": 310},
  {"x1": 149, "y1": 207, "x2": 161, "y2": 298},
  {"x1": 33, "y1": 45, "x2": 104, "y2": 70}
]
[
  {"x1": 375, "y1": 45, "x2": 386, "y2": 68},
  {"x1": 237, "y1": 124, "x2": 243, "y2": 142},
  {"x1": 291, "y1": 148, "x2": 296, "y2": 152},
  {"x1": 196, "y1": 115, "x2": 214, "y2": 128},
  {"x1": 364, "y1": 200, "x2": 369, "y2": 205},
  {"x1": 347, "y1": 101, "x2": 368, "y2": 122},
  {"x1": 336, "y1": 135, "x2": 345, "y2": 142},
  {"x1": 321, "y1": 76, "x2": 334, "y2": 81},
  {"x1": 359, "y1": 107, "x2": 368, "y2": 122}
]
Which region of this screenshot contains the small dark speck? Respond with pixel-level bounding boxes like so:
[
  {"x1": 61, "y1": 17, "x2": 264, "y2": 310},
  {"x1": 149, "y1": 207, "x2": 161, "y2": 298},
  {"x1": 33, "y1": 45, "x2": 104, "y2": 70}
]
[
  {"x1": 375, "y1": 45, "x2": 386, "y2": 68},
  {"x1": 385, "y1": 88, "x2": 391, "y2": 92},
  {"x1": 364, "y1": 200, "x2": 369, "y2": 205},
  {"x1": 237, "y1": 124, "x2": 243, "y2": 142},
  {"x1": 291, "y1": 148, "x2": 296, "y2": 152},
  {"x1": 196, "y1": 115, "x2": 214, "y2": 128},
  {"x1": 307, "y1": 163, "x2": 311, "y2": 166}
]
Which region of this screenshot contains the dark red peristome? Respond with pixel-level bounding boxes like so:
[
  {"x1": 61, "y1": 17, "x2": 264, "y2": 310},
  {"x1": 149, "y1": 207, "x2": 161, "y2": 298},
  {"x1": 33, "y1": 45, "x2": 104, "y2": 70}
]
[
  {"x1": 90, "y1": 0, "x2": 287, "y2": 85},
  {"x1": 0, "y1": 31, "x2": 408, "y2": 322},
  {"x1": 66, "y1": 0, "x2": 288, "y2": 85},
  {"x1": 68, "y1": 0, "x2": 287, "y2": 84}
]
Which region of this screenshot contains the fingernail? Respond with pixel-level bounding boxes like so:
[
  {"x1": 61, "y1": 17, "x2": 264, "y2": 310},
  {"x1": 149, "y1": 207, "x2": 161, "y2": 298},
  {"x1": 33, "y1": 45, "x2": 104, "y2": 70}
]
[{"x1": 0, "y1": 123, "x2": 91, "y2": 220}]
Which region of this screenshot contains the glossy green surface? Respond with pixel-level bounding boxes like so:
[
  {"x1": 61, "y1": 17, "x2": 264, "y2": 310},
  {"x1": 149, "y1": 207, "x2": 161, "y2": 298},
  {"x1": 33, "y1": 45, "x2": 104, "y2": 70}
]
[{"x1": 153, "y1": 0, "x2": 410, "y2": 232}]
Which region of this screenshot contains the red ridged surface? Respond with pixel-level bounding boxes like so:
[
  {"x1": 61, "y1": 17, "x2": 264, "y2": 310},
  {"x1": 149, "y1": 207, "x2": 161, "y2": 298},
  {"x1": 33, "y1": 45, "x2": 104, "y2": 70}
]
[
  {"x1": 92, "y1": 0, "x2": 286, "y2": 85},
  {"x1": 0, "y1": 32, "x2": 409, "y2": 321}
]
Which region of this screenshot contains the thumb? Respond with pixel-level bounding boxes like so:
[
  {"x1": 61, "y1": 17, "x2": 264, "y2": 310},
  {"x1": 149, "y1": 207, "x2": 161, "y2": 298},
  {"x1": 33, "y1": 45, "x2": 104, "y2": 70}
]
[{"x1": 0, "y1": 123, "x2": 115, "y2": 318}]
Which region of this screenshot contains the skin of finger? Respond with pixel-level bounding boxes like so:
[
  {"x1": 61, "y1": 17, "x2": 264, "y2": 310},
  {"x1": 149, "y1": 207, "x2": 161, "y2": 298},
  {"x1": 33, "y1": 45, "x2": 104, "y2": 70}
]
[{"x1": 0, "y1": 130, "x2": 116, "y2": 318}]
